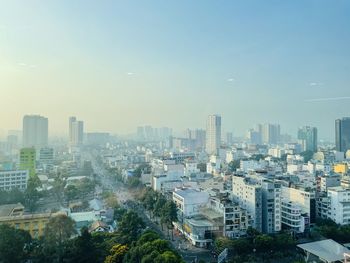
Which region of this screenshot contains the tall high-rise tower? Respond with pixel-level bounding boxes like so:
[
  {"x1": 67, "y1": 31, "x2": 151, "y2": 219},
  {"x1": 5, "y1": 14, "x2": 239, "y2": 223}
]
[
  {"x1": 69, "y1": 116, "x2": 77, "y2": 144},
  {"x1": 298, "y1": 126, "x2": 318, "y2": 152},
  {"x1": 22, "y1": 115, "x2": 48, "y2": 149},
  {"x1": 335, "y1": 117, "x2": 350, "y2": 152},
  {"x1": 206, "y1": 115, "x2": 221, "y2": 155},
  {"x1": 69, "y1": 117, "x2": 84, "y2": 146},
  {"x1": 260, "y1": 123, "x2": 280, "y2": 145}
]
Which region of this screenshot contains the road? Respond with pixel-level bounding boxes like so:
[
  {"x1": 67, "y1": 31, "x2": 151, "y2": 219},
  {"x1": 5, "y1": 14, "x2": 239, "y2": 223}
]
[{"x1": 85, "y1": 151, "x2": 214, "y2": 263}]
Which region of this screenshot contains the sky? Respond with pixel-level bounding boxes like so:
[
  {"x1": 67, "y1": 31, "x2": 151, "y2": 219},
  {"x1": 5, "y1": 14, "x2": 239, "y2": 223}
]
[{"x1": 1, "y1": 0, "x2": 350, "y2": 140}]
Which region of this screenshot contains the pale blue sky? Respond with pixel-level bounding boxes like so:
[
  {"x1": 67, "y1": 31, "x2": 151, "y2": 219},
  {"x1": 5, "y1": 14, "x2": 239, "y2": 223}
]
[{"x1": 0, "y1": 1, "x2": 349, "y2": 139}]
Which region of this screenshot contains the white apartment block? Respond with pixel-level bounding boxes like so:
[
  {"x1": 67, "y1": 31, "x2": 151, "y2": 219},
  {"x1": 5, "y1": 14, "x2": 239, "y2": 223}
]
[
  {"x1": 327, "y1": 186, "x2": 350, "y2": 225},
  {"x1": 0, "y1": 170, "x2": 29, "y2": 191},
  {"x1": 232, "y1": 175, "x2": 262, "y2": 232},
  {"x1": 173, "y1": 188, "x2": 210, "y2": 217},
  {"x1": 208, "y1": 196, "x2": 250, "y2": 238},
  {"x1": 184, "y1": 160, "x2": 199, "y2": 177},
  {"x1": 287, "y1": 162, "x2": 315, "y2": 174},
  {"x1": 240, "y1": 160, "x2": 267, "y2": 172},
  {"x1": 281, "y1": 186, "x2": 316, "y2": 223},
  {"x1": 261, "y1": 180, "x2": 282, "y2": 233},
  {"x1": 207, "y1": 155, "x2": 221, "y2": 175},
  {"x1": 281, "y1": 186, "x2": 316, "y2": 230},
  {"x1": 317, "y1": 175, "x2": 341, "y2": 193},
  {"x1": 151, "y1": 159, "x2": 185, "y2": 192},
  {"x1": 281, "y1": 201, "x2": 308, "y2": 233}
]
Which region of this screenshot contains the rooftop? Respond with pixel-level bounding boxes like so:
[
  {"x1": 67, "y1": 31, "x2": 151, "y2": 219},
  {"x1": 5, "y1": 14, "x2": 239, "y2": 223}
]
[
  {"x1": 297, "y1": 239, "x2": 350, "y2": 263},
  {"x1": 187, "y1": 216, "x2": 215, "y2": 228},
  {"x1": 0, "y1": 203, "x2": 24, "y2": 217},
  {"x1": 328, "y1": 186, "x2": 350, "y2": 192},
  {"x1": 174, "y1": 188, "x2": 209, "y2": 199}
]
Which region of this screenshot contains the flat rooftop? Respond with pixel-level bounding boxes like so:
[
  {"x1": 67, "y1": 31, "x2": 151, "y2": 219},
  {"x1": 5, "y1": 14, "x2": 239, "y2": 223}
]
[
  {"x1": 297, "y1": 239, "x2": 350, "y2": 262},
  {"x1": 0, "y1": 203, "x2": 24, "y2": 217},
  {"x1": 174, "y1": 188, "x2": 208, "y2": 199}
]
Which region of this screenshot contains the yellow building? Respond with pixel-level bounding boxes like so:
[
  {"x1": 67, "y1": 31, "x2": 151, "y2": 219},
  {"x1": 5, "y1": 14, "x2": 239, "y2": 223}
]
[
  {"x1": 334, "y1": 163, "x2": 348, "y2": 174},
  {"x1": 0, "y1": 203, "x2": 51, "y2": 238},
  {"x1": 19, "y1": 147, "x2": 36, "y2": 177}
]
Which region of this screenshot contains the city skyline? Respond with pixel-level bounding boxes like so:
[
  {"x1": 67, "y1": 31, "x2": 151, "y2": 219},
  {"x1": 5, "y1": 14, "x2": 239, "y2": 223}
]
[
  {"x1": 1, "y1": 1, "x2": 350, "y2": 139},
  {"x1": 1, "y1": 2, "x2": 350, "y2": 261},
  {"x1": 0, "y1": 113, "x2": 348, "y2": 142}
]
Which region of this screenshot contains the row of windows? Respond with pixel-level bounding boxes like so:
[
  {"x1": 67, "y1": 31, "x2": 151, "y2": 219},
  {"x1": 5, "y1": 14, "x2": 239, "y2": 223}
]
[
  {"x1": 1, "y1": 186, "x2": 26, "y2": 190},
  {"x1": 0, "y1": 177, "x2": 26, "y2": 180},
  {"x1": 0, "y1": 183, "x2": 26, "y2": 188},
  {"x1": 1, "y1": 174, "x2": 27, "y2": 177}
]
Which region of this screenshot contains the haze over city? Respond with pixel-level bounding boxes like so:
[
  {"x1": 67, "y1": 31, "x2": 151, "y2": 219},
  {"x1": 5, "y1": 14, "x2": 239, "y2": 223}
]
[
  {"x1": 1, "y1": 1, "x2": 350, "y2": 140},
  {"x1": 3, "y1": 1, "x2": 350, "y2": 263}
]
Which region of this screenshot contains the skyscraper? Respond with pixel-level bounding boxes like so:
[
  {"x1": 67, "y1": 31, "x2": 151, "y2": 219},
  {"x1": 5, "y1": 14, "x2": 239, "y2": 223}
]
[
  {"x1": 335, "y1": 117, "x2": 350, "y2": 152},
  {"x1": 194, "y1": 129, "x2": 206, "y2": 150},
  {"x1": 69, "y1": 116, "x2": 77, "y2": 144},
  {"x1": 72, "y1": 121, "x2": 84, "y2": 146},
  {"x1": 247, "y1": 129, "x2": 262, "y2": 145},
  {"x1": 206, "y1": 115, "x2": 221, "y2": 155},
  {"x1": 69, "y1": 117, "x2": 84, "y2": 146},
  {"x1": 297, "y1": 126, "x2": 318, "y2": 152},
  {"x1": 22, "y1": 115, "x2": 48, "y2": 149},
  {"x1": 226, "y1": 132, "x2": 233, "y2": 146},
  {"x1": 260, "y1": 123, "x2": 280, "y2": 144}
]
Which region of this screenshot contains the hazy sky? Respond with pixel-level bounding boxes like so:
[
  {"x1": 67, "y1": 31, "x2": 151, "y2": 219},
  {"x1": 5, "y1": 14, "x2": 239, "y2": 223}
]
[{"x1": 1, "y1": 1, "x2": 349, "y2": 140}]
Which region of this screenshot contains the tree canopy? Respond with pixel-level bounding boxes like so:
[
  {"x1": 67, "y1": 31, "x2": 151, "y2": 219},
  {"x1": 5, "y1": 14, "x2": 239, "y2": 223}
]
[{"x1": 0, "y1": 224, "x2": 32, "y2": 263}]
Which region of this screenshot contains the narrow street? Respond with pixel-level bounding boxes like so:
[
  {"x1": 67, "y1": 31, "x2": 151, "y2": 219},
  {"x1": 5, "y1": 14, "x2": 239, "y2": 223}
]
[{"x1": 86, "y1": 152, "x2": 214, "y2": 263}]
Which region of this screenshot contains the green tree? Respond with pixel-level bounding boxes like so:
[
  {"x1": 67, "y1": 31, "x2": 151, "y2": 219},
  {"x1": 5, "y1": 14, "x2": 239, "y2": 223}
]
[
  {"x1": 66, "y1": 227, "x2": 98, "y2": 263},
  {"x1": 153, "y1": 193, "x2": 167, "y2": 228},
  {"x1": 90, "y1": 232, "x2": 124, "y2": 262},
  {"x1": 42, "y1": 214, "x2": 77, "y2": 262},
  {"x1": 104, "y1": 244, "x2": 128, "y2": 263},
  {"x1": 117, "y1": 211, "x2": 145, "y2": 244},
  {"x1": 140, "y1": 251, "x2": 160, "y2": 263},
  {"x1": 124, "y1": 237, "x2": 182, "y2": 263},
  {"x1": 113, "y1": 207, "x2": 127, "y2": 221},
  {"x1": 255, "y1": 234, "x2": 274, "y2": 251},
  {"x1": 133, "y1": 163, "x2": 151, "y2": 177},
  {"x1": 65, "y1": 185, "x2": 79, "y2": 203},
  {"x1": 274, "y1": 232, "x2": 295, "y2": 250},
  {"x1": 52, "y1": 176, "x2": 65, "y2": 203},
  {"x1": 127, "y1": 177, "x2": 141, "y2": 188},
  {"x1": 24, "y1": 175, "x2": 42, "y2": 212},
  {"x1": 154, "y1": 251, "x2": 182, "y2": 263},
  {"x1": 0, "y1": 188, "x2": 25, "y2": 205},
  {"x1": 161, "y1": 200, "x2": 178, "y2": 239},
  {"x1": 214, "y1": 237, "x2": 235, "y2": 254},
  {"x1": 140, "y1": 188, "x2": 157, "y2": 218},
  {"x1": 136, "y1": 230, "x2": 160, "y2": 246},
  {"x1": 246, "y1": 227, "x2": 260, "y2": 238},
  {"x1": 231, "y1": 238, "x2": 253, "y2": 255},
  {"x1": 78, "y1": 178, "x2": 95, "y2": 198},
  {"x1": 105, "y1": 195, "x2": 119, "y2": 209},
  {"x1": 0, "y1": 224, "x2": 32, "y2": 263}
]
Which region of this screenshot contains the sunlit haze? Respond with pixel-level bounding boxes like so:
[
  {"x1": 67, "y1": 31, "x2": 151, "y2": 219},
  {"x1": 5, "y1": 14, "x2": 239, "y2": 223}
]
[
  {"x1": 1, "y1": 1, "x2": 350, "y2": 140},
  {"x1": 2, "y1": 2, "x2": 350, "y2": 262}
]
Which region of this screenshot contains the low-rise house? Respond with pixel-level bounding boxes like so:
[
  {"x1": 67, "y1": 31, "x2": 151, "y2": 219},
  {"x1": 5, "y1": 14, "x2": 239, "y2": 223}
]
[{"x1": 89, "y1": 220, "x2": 109, "y2": 233}]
